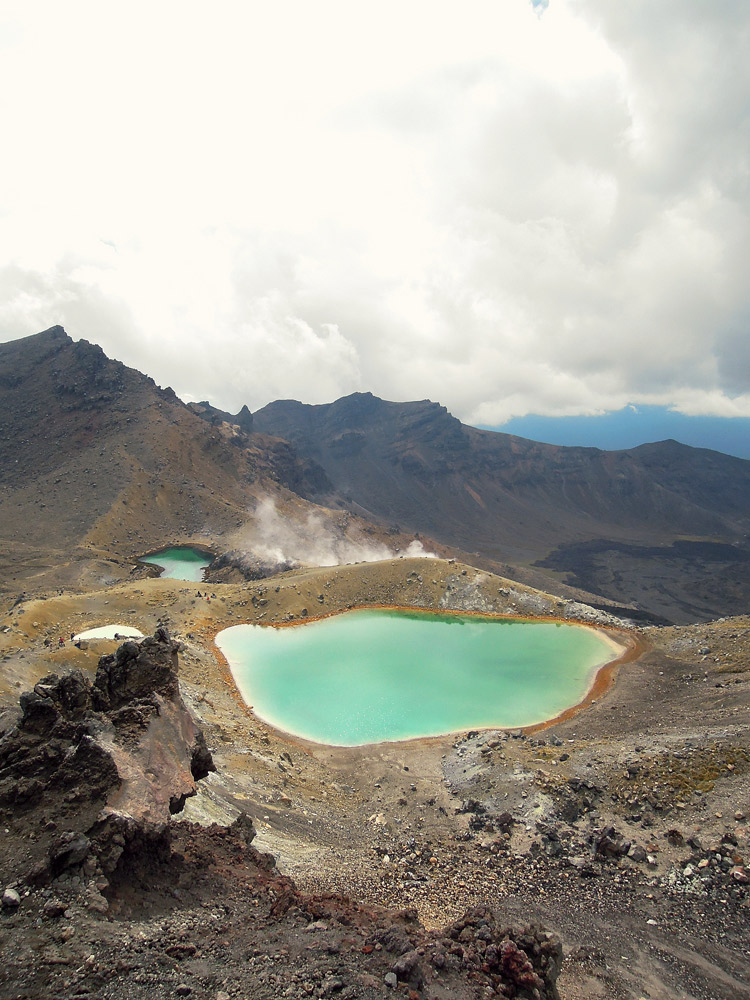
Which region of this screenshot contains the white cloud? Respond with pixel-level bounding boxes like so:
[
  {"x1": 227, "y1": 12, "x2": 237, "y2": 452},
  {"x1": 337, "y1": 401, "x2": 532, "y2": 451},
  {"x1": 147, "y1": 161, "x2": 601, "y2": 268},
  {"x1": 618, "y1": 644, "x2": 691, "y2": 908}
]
[
  {"x1": 0, "y1": 0, "x2": 748, "y2": 423},
  {"x1": 665, "y1": 390, "x2": 750, "y2": 420}
]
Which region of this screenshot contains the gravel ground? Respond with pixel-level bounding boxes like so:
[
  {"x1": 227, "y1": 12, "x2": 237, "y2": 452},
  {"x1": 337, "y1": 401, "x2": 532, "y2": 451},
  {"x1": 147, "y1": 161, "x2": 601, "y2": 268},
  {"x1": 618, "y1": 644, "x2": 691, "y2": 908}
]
[{"x1": 1, "y1": 558, "x2": 748, "y2": 999}]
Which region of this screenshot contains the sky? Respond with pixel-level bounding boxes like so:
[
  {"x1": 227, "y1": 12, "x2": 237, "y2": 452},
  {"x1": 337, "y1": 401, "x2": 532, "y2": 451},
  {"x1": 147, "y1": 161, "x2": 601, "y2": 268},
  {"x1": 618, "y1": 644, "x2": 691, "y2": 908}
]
[{"x1": 1, "y1": 0, "x2": 749, "y2": 438}]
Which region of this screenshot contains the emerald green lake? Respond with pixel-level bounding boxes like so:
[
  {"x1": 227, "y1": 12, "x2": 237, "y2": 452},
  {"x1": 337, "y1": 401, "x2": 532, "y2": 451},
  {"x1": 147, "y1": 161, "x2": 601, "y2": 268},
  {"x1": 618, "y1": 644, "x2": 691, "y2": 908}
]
[
  {"x1": 216, "y1": 609, "x2": 617, "y2": 746},
  {"x1": 139, "y1": 546, "x2": 212, "y2": 582}
]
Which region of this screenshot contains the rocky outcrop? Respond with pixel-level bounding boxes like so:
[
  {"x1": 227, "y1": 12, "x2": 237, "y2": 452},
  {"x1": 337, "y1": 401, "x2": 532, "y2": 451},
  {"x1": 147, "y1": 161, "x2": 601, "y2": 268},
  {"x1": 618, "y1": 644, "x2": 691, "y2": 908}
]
[
  {"x1": 206, "y1": 548, "x2": 300, "y2": 583},
  {"x1": 375, "y1": 905, "x2": 563, "y2": 998},
  {"x1": 0, "y1": 626, "x2": 214, "y2": 884},
  {"x1": 91, "y1": 625, "x2": 180, "y2": 710},
  {"x1": 188, "y1": 399, "x2": 255, "y2": 433}
]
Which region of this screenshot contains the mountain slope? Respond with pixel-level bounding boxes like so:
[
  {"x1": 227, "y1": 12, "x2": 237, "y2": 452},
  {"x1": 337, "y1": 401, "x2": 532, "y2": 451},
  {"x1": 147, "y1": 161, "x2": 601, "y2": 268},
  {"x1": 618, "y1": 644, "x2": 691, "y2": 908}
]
[
  {"x1": 0, "y1": 330, "x2": 402, "y2": 596},
  {"x1": 253, "y1": 393, "x2": 750, "y2": 621},
  {"x1": 0, "y1": 328, "x2": 263, "y2": 552}
]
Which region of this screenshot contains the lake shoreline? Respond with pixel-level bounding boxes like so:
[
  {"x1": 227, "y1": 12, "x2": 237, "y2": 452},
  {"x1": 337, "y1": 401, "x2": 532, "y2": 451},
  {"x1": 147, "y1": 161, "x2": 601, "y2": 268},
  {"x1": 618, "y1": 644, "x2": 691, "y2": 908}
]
[
  {"x1": 213, "y1": 605, "x2": 641, "y2": 748},
  {"x1": 138, "y1": 544, "x2": 214, "y2": 582}
]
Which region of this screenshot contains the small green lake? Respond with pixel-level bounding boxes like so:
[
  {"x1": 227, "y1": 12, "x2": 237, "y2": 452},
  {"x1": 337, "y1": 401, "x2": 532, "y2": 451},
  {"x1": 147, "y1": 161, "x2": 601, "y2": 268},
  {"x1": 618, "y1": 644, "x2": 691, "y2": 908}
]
[
  {"x1": 139, "y1": 546, "x2": 212, "y2": 582},
  {"x1": 216, "y1": 609, "x2": 617, "y2": 746}
]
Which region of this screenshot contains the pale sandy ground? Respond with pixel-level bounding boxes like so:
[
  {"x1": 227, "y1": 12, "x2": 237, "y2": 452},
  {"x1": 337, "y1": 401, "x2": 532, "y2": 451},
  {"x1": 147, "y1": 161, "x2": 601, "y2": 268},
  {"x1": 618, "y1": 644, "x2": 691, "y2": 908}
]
[{"x1": 1, "y1": 557, "x2": 748, "y2": 999}]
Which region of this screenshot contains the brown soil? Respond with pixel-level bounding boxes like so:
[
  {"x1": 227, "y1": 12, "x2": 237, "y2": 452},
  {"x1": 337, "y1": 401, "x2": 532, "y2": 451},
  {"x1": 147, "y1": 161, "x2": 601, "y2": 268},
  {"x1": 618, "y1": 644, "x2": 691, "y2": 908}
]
[{"x1": 1, "y1": 558, "x2": 748, "y2": 999}]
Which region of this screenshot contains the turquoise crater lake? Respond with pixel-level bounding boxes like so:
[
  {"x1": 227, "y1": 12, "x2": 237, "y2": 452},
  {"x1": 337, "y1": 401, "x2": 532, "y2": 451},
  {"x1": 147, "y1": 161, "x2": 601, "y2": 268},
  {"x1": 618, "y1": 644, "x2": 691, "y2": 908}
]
[
  {"x1": 139, "y1": 546, "x2": 212, "y2": 582},
  {"x1": 216, "y1": 609, "x2": 620, "y2": 746}
]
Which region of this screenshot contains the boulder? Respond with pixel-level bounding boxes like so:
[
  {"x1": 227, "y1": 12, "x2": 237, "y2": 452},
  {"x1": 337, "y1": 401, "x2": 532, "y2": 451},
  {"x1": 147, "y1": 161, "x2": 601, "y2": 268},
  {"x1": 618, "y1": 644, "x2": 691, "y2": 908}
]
[
  {"x1": 391, "y1": 950, "x2": 424, "y2": 988},
  {"x1": 50, "y1": 832, "x2": 91, "y2": 876},
  {"x1": 665, "y1": 828, "x2": 684, "y2": 848},
  {"x1": 593, "y1": 826, "x2": 631, "y2": 859},
  {"x1": 1, "y1": 888, "x2": 20, "y2": 910}
]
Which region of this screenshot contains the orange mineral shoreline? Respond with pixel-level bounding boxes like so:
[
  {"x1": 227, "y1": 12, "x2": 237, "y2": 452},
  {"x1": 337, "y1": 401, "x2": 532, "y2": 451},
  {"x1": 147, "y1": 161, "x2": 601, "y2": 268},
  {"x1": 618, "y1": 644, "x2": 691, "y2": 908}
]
[{"x1": 205, "y1": 604, "x2": 647, "y2": 747}]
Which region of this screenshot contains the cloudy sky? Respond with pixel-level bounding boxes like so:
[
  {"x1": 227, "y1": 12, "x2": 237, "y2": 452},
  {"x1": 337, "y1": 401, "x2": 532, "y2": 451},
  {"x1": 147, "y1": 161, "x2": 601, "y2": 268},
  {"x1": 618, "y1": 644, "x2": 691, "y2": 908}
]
[{"x1": 1, "y1": 0, "x2": 748, "y2": 427}]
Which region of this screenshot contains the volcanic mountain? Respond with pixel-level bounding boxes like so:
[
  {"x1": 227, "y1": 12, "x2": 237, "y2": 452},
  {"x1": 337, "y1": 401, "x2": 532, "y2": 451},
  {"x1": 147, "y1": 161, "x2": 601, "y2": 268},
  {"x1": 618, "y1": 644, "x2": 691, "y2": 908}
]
[
  {"x1": 3, "y1": 327, "x2": 750, "y2": 622},
  {"x1": 253, "y1": 393, "x2": 750, "y2": 622},
  {"x1": 0, "y1": 328, "x2": 401, "y2": 597}
]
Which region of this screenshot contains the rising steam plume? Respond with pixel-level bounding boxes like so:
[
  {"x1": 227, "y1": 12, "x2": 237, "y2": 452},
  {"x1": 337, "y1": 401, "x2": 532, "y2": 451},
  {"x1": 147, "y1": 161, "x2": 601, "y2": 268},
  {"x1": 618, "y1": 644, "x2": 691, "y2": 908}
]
[{"x1": 228, "y1": 499, "x2": 434, "y2": 575}]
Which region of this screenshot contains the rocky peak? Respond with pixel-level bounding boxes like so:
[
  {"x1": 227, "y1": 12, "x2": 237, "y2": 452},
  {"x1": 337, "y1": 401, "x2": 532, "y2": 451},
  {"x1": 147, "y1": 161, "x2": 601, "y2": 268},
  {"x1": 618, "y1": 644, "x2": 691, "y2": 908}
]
[
  {"x1": 189, "y1": 399, "x2": 254, "y2": 433},
  {"x1": 91, "y1": 624, "x2": 180, "y2": 711},
  {"x1": 35, "y1": 324, "x2": 70, "y2": 347},
  {"x1": 253, "y1": 392, "x2": 467, "y2": 460},
  {"x1": 236, "y1": 403, "x2": 254, "y2": 432},
  {"x1": 71, "y1": 337, "x2": 106, "y2": 367}
]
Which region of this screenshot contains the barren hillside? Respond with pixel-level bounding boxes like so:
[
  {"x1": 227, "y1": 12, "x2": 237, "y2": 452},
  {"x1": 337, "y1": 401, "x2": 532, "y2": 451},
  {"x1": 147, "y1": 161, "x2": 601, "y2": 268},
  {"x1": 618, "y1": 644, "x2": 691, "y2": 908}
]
[
  {"x1": 0, "y1": 329, "x2": 422, "y2": 598},
  {"x1": 254, "y1": 393, "x2": 750, "y2": 622}
]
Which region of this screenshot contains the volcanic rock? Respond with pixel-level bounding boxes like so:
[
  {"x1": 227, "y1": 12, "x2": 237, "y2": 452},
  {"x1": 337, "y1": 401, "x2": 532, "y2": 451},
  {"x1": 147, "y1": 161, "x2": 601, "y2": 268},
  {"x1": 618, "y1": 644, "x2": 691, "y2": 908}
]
[{"x1": 0, "y1": 625, "x2": 214, "y2": 883}]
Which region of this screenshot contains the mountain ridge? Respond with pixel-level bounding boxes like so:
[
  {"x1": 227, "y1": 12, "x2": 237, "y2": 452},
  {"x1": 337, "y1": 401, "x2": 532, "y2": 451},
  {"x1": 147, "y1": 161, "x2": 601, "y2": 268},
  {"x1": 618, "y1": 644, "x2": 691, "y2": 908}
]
[
  {"x1": 3, "y1": 327, "x2": 750, "y2": 621},
  {"x1": 253, "y1": 392, "x2": 750, "y2": 622},
  {"x1": 1, "y1": 328, "x2": 749, "y2": 1000}
]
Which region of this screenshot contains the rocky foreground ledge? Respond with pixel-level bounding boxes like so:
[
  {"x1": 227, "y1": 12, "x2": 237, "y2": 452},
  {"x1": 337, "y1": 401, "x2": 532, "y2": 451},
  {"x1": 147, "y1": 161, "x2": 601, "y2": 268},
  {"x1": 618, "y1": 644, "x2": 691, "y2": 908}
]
[
  {"x1": 0, "y1": 628, "x2": 562, "y2": 1000},
  {"x1": 0, "y1": 626, "x2": 215, "y2": 886}
]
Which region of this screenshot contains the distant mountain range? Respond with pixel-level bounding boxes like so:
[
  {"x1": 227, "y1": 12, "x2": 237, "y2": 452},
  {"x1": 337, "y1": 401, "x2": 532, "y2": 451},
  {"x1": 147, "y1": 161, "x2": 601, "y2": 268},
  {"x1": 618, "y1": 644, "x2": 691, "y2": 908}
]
[
  {"x1": 490, "y1": 406, "x2": 750, "y2": 461},
  {"x1": 3, "y1": 327, "x2": 750, "y2": 623}
]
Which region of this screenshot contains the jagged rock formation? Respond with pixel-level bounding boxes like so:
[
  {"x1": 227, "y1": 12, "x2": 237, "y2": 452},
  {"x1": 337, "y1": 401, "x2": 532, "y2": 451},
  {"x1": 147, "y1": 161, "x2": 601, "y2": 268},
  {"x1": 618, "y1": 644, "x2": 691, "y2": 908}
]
[
  {"x1": 0, "y1": 626, "x2": 214, "y2": 884},
  {"x1": 188, "y1": 399, "x2": 255, "y2": 433},
  {"x1": 205, "y1": 548, "x2": 300, "y2": 583}
]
